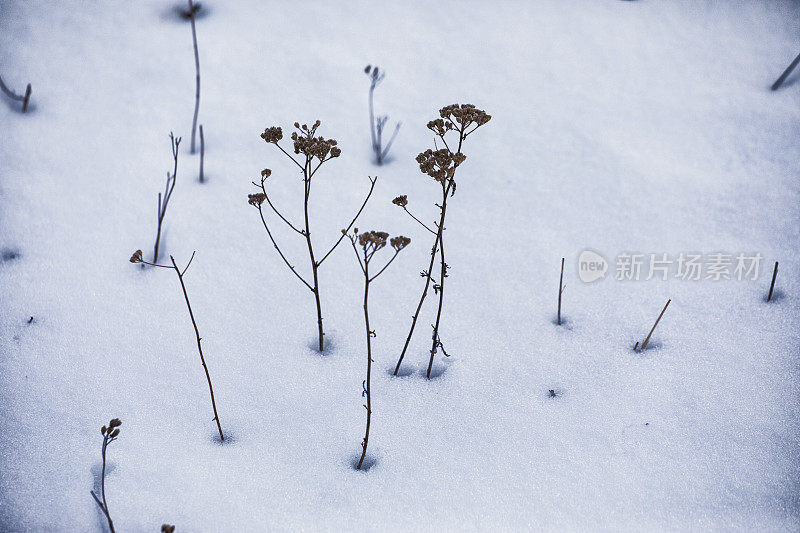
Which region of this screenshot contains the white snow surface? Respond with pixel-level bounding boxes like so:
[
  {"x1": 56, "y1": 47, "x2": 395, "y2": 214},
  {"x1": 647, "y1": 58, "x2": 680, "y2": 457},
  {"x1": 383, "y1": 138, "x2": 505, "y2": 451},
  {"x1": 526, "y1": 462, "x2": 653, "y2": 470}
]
[{"x1": 1, "y1": 0, "x2": 799, "y2": 531}]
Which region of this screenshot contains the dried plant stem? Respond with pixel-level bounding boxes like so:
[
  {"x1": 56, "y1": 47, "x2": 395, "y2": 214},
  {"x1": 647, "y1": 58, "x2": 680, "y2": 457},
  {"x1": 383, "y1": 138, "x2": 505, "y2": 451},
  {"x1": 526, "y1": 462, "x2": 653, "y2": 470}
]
[
  {"x1": 767, "y1": 261, "x2": 778, "y2": 302},
  {"x1": 640, "y1": 299, "x2": 671, "y2": 351},
  {"x1": 252, "y1": 127, "x2": 375, "y2": 352},
  {"x1": 169, "y1": 254, "x2": 224, "y2": 441},
  {"x1": 188, "y1": 0, "x2": 200, "y2": 153},
  {"x1": 153, "y1": 134, "x2": 181, "y2": 264},
  {"x1": 558, "y1": 257, "x2": 565, "y2": 325},
  {"x1": 90, "y1": 420, "x2": 121, "y2": 533},
  {"x1": 90, "y1": 437, "x2": 115, "y2": 533},
  {"x1": 365, "y1": 66, "x2": 400, "y2": 165},
  {"x1": 349, "y1": 231, "x2": 407, "y2": 469},
  {"x1": 301, "y1": 165, "x2": 326, "y2": 352},
  {"x1": 395, "y1": 131, "x2": 468, "y2": 377},
  {"x1": 0, "y1": 74, "x2": 31, "y2": 112},
  {"x1": 199, "y1": 124, "x2": 205, "y2": 182},
  {"x1": 427, "y1": 212, "x2": 449, "y2": 378},
  {"x1": 771, "y1": 52, "x2": 800, "y2": 91},
  {"x1": 368, "y1": 82, "x2": 378, "y2": 161},
  {"x1": 358, "y1": 264, "x2": 373, "y2": 470},
  {"x1": 137, "y1": 252, "x2": 224, "y2": 440},
  {"x1": 394, "y1": 185, "x2": 449, "y2": 375},
  {"x1": 402, "y1": 206, "x2": 436, "y2": 235}
]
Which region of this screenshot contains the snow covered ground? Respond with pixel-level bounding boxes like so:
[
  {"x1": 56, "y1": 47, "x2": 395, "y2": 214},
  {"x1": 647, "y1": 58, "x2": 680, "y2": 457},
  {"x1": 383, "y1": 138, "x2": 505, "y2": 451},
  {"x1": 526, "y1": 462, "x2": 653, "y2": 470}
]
[{"x1": 1, "y1": 0, "x2": 799, "y2": 530}]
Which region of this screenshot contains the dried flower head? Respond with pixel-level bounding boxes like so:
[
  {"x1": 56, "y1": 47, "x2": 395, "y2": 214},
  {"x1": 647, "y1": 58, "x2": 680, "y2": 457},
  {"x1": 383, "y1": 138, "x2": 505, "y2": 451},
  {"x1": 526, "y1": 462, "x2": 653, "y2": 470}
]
[
  {"x1": 438, "y1": 103, "x2": 491, "y2": 129},
  {"x1": 161, "y1": 525, "x2": 175, "y2": 533},
  {"x1": 261, "y1": 168, "x2": 271, "y2": 179},
  {"x1": 390, "y1": 236, "x2": 411, "y2": 251},
  {"x1": 358, "y1": 230, "x2": 389, "y2": 250},
  {"x1": 102, "y1": 418, "x2": 122, "y2": 438},
  {"x1": 289, "y1": 122, "x2": 340, "y2": 160},
  {"x1": 364, "y1": 65, "x2": 383, "y2": 84},
  {"x1": 426, "y1": 118, "x2": 455, "y2": 136},
  {"x1": 260, "y1": 127, "x2": 283, "y2": 144},
  {"x1": 392, "y1": 195, "x2": 408, "y2": 207},
  {"x1": 130, "y1": 250, "x2": 143, "y2": 263},
  {"x1": 248, "y1": 193, "x2": 267, "y2": 207},
  {"x1": 416, "y1": 148, "x2": 460, "y2": 182}
]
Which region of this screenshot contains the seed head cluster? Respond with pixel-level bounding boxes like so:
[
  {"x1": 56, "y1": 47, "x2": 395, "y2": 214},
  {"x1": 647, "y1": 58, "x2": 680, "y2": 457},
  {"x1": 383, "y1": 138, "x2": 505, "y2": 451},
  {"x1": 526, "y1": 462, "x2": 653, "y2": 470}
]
[
  {"x1": 416, "y1": 149, "x2": 465, "y2": 182},
  {"x1": 358, "y1": 230, "x2": 389, "y2": 250},
  {"x1": 390, "y1": 236, "x2": 411, "y2": 251},
  {"x1": 130, "y1": 250, "x2": 143, "y2": 263},
  {"x1": 392, "y1": 195, "x2": 408, "y2": 207},
  {"x1": 290, "y1": 121, "x2": 341, "y2": 160},
  {"x1": 101, "y1": 418, "x2": 122, "y2": 439},
  {"x1": 439, "y1": 103, "x2": 491, "y2": 129},
  {"x1": 248, "y1": 193, "x2": 267, "y2": 207},
  {"x1": 260, "y1": 126, "x2": 283, "y2": 144}
]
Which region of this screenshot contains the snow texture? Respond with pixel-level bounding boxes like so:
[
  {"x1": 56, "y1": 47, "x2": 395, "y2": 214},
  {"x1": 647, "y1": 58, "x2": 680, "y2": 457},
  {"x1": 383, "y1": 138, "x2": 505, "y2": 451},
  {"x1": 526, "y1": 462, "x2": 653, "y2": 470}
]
[{"x1": 1, "y1": 0, "x2": 799, "y2": 530}]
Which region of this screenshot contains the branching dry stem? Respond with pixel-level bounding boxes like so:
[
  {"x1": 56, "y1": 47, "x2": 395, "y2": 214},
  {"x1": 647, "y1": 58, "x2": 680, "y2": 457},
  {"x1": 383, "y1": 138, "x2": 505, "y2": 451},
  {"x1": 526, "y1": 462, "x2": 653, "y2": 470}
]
[{"x1": 250, "y1": 122, "x2": 376, "y2": 352}]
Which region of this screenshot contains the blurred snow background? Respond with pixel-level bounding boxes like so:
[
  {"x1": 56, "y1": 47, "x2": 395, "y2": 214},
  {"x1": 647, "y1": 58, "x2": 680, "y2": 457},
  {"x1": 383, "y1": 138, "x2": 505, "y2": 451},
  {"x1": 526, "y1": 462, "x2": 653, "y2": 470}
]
[{"x1": 0, "y1": 0, "x2": 799, "y2": 530}]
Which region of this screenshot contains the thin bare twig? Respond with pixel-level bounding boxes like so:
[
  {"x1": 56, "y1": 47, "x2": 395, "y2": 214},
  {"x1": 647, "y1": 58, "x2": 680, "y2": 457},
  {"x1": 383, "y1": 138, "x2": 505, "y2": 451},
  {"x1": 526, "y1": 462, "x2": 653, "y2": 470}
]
[
  {"x1": 188, "y1": 0, "x2": 201, "y2": 153},
  {"x1": 771, "y1": 52, "x2": 800, "y2": 91},
  {"x1": 90, "y1": 419, "x2": 121, "y2": 533},
  {"x1": 134, "y1": 251, "x2": 224, "y2": 440},
  {"x1": 767, "y1": 261, "x2": 779, "y2": 302},
  {"x1": 317, "y1": 176, "x2": 378, "y2": 266},
  {"x1": 639, "y1": 299, "x2": 671, "y2": 351},
  {"x1": 0, "y1": 74, "x2": 31, "y2": 112},
  {"x1": 255, "y1": 205, "x2": 313, "y2": 291},
  {"x1": 558, "y1": 257, "x2": 565, "y2": 325},
  {"x1": 365, "y1": 65, "x2": 400, "y2": 165},
  {"x1": 402, "y1": 206, "x2": 436, "y2": 235},
  {"x1": 199, "y1": 124, "x2": 205, "y2": 182},
  {"x1": 153, "y1": 133, "x2": 181, "y2": 264}
]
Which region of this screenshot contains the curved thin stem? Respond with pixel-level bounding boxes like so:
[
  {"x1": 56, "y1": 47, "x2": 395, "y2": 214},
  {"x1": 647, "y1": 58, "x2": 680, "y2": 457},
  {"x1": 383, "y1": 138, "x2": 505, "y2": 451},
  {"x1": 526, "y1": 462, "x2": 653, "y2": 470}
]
[
  {"x1": 256, "y1": 206, "x2": 313, "y2": 291},
  {"x1": 188, "y1": 0, "x2": 200, "y2": 153},
  {"x1": 427, "y1": 225, "x2": 447, "y2": 379},
  {"x1": 357, "y1": 261, "x2": 372, "y2": 470},
  {"x1": 273, "y1": 142, "x2": 304, "y2": 171},
  {"x1": 402, "y1": 206, "x2": 436, "y2": 235},
  {"x1": 317, "y1": 176, "x2": 377, "y2": 267},
  {"x1": 253, "y1": 180, "x2": 305, "y2": 236},
  {"x1": 369, "y1": 250, "x2": 399, "y2": 282},
  {"x1": 169, "y1": 255, "x2": 224, "y2": 441}
]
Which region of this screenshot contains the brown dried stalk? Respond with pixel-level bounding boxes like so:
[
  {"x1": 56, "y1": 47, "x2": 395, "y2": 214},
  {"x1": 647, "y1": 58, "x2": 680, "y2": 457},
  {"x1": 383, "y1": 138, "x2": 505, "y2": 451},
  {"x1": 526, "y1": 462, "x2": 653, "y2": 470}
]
[
  {"x1": 638, "y1": 299, "x2": 671, "y2": 351},
  {"x1": 130, "y1": 250, "x2": 224, "y2": 441},
  {"x1": 90, "y1": 418, "x2": 121, "y2": 533},
  {"x1": 558, "y1": 258, "x2": 565, "y2": 325},
  {"x1": 153, "y1": 133, "x2": 181, "y2": 264},
  {"x1": 249, "y1": 121, "x2": 376, "y2": 352},
  {"x1": 392, "y1": 104, "x2": 491, "y2": 378},
  {"x1": 348, "y1": 230, "x2": 410, "y2": 469}
]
